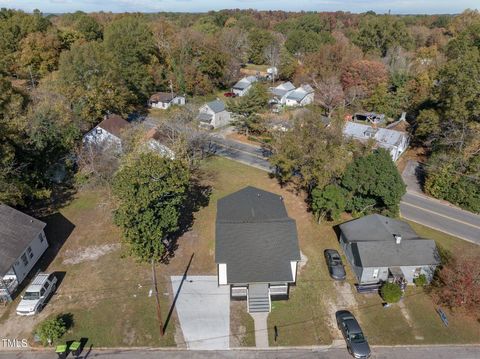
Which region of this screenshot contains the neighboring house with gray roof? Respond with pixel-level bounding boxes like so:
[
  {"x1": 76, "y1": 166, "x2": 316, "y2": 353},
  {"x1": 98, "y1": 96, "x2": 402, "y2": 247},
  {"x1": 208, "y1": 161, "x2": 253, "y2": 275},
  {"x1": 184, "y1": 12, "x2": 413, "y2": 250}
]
[
  {"x1": 197, "y1": 100, "x2": 232, "y2": 129},
  {"x1": 0, "y1": 204, "x2": 48, "y2": 302},
  {"x1": 215, "y1": 187, "x2": 301, "y2": 313},
  {"x1": 232, "y1": 76, "x2": 258, "y2": 97},
  {"x1": 270, "y1": 82, "x2": 314, "y2": 107},
  {"x1": 339, "y1": 214, "x2": 440, "y2": 286},
  {"x1": 148, "y1": 91, "x2": 185, "y2": 109},
  {"x1": 343, "y1": 121, "x2": 409, "y2": 162}
]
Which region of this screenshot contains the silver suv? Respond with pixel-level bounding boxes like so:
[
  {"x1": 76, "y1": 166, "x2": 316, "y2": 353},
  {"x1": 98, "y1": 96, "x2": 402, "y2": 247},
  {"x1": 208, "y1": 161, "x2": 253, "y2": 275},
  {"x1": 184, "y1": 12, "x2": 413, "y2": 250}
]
[{"x1": 16, "y1": 273, "x2": 57, "y2": 316}]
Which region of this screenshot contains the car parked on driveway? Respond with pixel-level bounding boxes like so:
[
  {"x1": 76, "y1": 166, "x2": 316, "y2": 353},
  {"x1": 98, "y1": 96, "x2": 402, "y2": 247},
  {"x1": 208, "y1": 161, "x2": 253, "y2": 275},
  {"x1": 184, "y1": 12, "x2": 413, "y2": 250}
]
[
  {"x1": 324, "y1": 249, "x2": 346, "y2": 280},
  {"x1": 16, "y1": 273, "x2": 57, "y2": 316},
  {"x1": 223, "y1": 92, "x2": 237, "y2": 98},
  {"x1": 336, "y1": 310, "x2": 371, "y2": 358}
]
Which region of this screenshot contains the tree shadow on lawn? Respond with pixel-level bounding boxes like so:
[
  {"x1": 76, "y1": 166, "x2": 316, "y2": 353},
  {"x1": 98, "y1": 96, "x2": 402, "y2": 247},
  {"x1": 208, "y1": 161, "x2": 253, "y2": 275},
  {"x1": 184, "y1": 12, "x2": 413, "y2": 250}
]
[{"x1": 161, "y1": 179, "x2": 211, "y2": 264}]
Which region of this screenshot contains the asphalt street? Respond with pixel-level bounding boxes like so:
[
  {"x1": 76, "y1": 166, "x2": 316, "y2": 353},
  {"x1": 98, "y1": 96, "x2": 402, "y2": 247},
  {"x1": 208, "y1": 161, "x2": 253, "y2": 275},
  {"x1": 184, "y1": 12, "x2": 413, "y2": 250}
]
[
  {"x1": 1, "y1": 346, "x2": 480, "y2": 359},
  {"x1": 400, "y1": 161, "x2": 480, "y2": 244},
  {"x1": 209, "y1": 137, "x2": 272, "y2": 172}
]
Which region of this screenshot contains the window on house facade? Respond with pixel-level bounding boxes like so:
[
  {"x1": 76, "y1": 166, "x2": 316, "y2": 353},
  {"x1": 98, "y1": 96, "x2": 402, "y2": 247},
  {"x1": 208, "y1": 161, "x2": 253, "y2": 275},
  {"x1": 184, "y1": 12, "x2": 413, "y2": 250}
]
[
  {"x1": 96, "y1": 128, "x2": 103, "y2": 135},
  {"x1": 373, "y1": 268, "x2": 379, "y2": 279},
  {"x1": 27, "y1": 246, "x2": 33, "y2": 259},
  {"x1": 39, "y1": 233, "x2": 45, "y2": 242},
  {"x1": 21, "y1": 253, "x2": 28, "y2": 266}
]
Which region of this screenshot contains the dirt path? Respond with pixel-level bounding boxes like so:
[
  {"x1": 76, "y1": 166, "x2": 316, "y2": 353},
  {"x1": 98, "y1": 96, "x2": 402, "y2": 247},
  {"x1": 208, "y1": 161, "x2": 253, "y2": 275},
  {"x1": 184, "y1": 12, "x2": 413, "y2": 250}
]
[{"x1": 325, "y1": 281, "x2": 358, "y2": 339}]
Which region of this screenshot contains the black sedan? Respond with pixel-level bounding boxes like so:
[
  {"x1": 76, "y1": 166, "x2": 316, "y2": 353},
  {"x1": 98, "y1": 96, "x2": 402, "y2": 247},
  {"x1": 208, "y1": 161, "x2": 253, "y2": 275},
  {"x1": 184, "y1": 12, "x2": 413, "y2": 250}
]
[
  {"x1": 336, "y1": 310, "x2": 371, "y2": 359},
  {"x1": 324, "y1": 249, "x2": 346, "y2": 280}
]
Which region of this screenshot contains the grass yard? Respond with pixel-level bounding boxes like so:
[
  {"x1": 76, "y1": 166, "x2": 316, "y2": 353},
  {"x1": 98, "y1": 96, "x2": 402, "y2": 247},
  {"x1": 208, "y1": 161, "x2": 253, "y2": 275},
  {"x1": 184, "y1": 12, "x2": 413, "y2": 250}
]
[
  {"x1": 200, "y1": 157, "x2": 334, "y2": 346},
  {"x1": 353, "y1": 221, "x2": 480, "y2": 345},
  {"x1": 0, "y1": 190, "x2": 177, "y2": 348}
]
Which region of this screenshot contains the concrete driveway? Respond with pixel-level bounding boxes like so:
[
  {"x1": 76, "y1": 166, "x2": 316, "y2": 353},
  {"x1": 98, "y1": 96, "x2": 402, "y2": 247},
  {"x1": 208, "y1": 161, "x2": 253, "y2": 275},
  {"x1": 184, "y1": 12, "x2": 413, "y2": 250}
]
[{"x1": 170, "y1": 276, "x2": 230, "y2": 349}]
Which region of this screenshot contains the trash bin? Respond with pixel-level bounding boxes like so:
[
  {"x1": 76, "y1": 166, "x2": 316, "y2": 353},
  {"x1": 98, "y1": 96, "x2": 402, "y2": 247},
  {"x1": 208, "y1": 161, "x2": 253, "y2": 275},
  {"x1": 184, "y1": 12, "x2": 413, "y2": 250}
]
[
  {"x1": 70, "y1": 341, "x2": 82, "y2": 358},
  {"x1": 55, "y1": 344, "x2": 68, "y2": 359}
]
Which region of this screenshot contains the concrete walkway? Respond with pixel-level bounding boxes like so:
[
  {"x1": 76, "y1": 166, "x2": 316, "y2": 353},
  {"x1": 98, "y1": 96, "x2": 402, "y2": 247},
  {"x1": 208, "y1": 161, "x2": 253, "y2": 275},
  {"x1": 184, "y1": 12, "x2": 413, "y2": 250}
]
[
  {"x1": 250, "y1": 312, "x2": 269, "y2": 348},
  {"x1": 170, "y1": 276, "x2": 230, "y2": 349}
]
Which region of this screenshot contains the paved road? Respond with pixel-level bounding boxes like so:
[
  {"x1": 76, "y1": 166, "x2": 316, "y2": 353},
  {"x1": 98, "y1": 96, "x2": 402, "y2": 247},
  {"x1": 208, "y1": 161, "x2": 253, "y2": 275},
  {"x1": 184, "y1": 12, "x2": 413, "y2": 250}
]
[
  {"x1": 400, "y1": 161, "x2": 480, "y2": 244},
  {"x1": 210, "y1": 137, "x2": 272, "y2": 172},
  {"x1": 1, "y1": 346, "x2": 479, "y2": 359}
]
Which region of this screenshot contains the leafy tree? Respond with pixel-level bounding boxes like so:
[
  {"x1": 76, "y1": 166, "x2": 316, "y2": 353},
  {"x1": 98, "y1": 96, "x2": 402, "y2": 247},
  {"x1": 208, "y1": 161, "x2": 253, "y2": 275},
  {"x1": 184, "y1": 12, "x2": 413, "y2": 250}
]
[
  {"x1": 57, "y1": 41, "x2": 133, "y2": 125},
  {"x1": 36, "y1": 315, "x2": 67, "y2": 346},
  {"x1": 270, "y1": 114, "x2": 353, "y2": 192},
  {"x1": 247, "y1": 29, "x2": 274, "y2": 64},
  {"x1": 18, "y1": 31, "x2": 61, "y2": 79},
  {"x1": 112, "y1": 153, "x2": 190, "y2": 262},
  {"x1": 285, "y1": 30, "x2": 332, "y2": 55},
  {"x1": 381, "y1": 282, "x2": 403, "y2": 303},
  {"x1": 227, "y1": 83, "x2": 269, "y2": 135},
  {"x1": 0, "y1": 76, "x2": 28, "y2": 205},
  {"x1": 311, "y1": 184, "x2": 346, "y2": 222},
  {"x1": 0, "y1": 9, "x2": 51, "y2": 74},
  {"x1": 341, "y1": 60, "x2": 389, "y2": 98},
  {"x1": 278, "y1": 47, "x2": 297, "y2": 80},
  {"x1": 354, "y1": 15, "x2": 412, "y2": 56},
  {"x1": 75, "y1": 14, "x2": 103, "y2": 41},
  {"x1": 433, "y1": 253, "x2": 480, "y2": 311},
  {"x1": 104, "y1": 15, "x2": 156, "y2": 103},
  {"x1": 341, "y1": 149, "x2": 406, "y2": 215}
]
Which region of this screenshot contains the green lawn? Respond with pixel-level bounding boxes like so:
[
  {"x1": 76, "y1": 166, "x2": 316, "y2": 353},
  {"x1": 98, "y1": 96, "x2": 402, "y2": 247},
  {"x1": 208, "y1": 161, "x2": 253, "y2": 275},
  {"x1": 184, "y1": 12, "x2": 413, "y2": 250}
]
[
  {"x1": 1, "y1": 189, "x2": 176, "y2": 348},
  {"x1": 354, "y1": 221, "x2": 480, "y2": 345}
]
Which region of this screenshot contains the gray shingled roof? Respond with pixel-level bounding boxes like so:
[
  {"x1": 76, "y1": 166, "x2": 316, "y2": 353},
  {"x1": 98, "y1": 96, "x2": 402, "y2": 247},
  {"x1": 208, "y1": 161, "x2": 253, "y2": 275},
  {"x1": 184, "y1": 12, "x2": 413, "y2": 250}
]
[
  {"x1": 197, "y1": 112, "x2": 213, "y2": 123},
  {"x1": 351, "y1": 240, "x2": 440, "y2": 267},
  {"x1": 215, "y1": 187, "x2": 300, "y2": 284},
  {"x1": 0, "y1": 204, "x2": 46, "y2": 275},
  {"x1": 339, "y1": 214, "x2": 419, "y2": 243},
  {"x1": 206, "y1": 100, "x2": 226, "y2": 113},
  {"x1": 340, "y1": 214, "x2": 440, "y2": 268}
]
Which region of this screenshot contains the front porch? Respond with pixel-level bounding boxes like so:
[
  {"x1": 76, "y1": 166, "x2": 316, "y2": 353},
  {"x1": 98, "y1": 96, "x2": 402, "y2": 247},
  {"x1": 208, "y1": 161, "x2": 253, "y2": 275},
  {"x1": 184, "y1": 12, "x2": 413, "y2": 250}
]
[
  {"x1": 0, "y1": 270, "x2": 19, "y2": 303},
  {"x1": 230, "y1": 283, "x2": 289, "y2": 313}
]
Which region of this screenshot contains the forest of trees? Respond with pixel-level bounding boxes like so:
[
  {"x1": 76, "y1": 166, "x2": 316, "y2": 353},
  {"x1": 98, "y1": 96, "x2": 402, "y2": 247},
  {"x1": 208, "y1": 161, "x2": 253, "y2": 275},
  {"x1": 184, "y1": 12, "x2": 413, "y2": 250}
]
[{"x1": 0, "y1": 8, "x2": 478, "y2": 213}]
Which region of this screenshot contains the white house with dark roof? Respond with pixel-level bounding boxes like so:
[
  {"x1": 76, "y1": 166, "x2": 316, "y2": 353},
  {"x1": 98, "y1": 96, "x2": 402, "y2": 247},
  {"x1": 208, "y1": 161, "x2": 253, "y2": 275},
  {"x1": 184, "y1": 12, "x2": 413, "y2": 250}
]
[
  {"x1": 0, "y1": 204, "x2": 48, "y2": 302},
  {"x1": 343, "y1": 121, "x2": 409, "y2": 162},
  {"x1": 82, "y1": 114, "x2": 130, "y2": 151},
  {"x1": 270, "y1": 82, "x2": 314, "y2": 107},
  {"x1": 197, "y1": 100, "x2": 232, "y2": 129},
  {"x1": 232, "y1": 76, "x2": 257, "y2": 97},
  {"x1": 149, "y1": 92, "x2": 186, "y2": 109},
  {"x1": 215, "y1": 187, "x2": 301, "y2": 313},
  {"x1": 339, "y1": 214, "x2": 440, "y2": 287}
]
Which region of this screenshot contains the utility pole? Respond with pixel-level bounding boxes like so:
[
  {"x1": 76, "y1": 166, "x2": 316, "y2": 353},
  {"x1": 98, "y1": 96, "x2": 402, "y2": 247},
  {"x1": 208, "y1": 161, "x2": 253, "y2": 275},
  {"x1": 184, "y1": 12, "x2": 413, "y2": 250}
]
[
  {"x1": 151, "y1": 259, "x2": 164, "y2": 337},
  {"x1": 169, "y1": 79, "x2": 174, "y2": 100},
  {"x1": 28, "y1": 66, "x2": 36, "y2": 89}
]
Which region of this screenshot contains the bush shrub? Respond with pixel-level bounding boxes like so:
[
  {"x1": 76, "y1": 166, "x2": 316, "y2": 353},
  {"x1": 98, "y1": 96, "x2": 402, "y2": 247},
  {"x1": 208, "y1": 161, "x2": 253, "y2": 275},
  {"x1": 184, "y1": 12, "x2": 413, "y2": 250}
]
[
  {"x1": 36, "y1": 315, "x2": 67, "y2": 346},
  {"x1": 414, "y1": 274, "x2": 427, "y2": 287},
  {"x1": 380, "y1": 282, "x2": 403, "y2": 303}
]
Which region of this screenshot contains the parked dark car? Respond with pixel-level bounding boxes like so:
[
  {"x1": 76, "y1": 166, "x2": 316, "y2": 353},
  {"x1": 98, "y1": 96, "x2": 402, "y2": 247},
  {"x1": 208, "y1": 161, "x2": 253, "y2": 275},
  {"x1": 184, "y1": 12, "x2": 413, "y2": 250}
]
[
  {"x1": 324, "y1": 249, "x2": 346, "y2": 280},
  {"x1": 336, "y1": 310, "x2": 371, "y2": 358},
  {"x1": 224, "y1": 92, "x2": 237, "y2": 97}
]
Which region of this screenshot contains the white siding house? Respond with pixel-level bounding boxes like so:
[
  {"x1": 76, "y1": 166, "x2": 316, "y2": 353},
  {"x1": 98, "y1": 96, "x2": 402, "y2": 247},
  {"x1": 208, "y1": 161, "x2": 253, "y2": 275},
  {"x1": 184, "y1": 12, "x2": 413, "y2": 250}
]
[
  {"x1": 216, "y1": 187, "x2": 301, "y2": 313},
  {"x1": 232, "y1": 76, "x2": 257, "y2": 97},
  {"x1": 339, "y1": 214, "x2": 440, "y2": 287},
  {"x1": 197, "y1": 100, "x2": 232, "y2": 129},
  {"x1": 0, "y1": 205, "x2": 48, "y2": 302},
  {"x1": 82, "y1": 114, "x2": 130, "y2": 152},
  {"x1": 149, "y1": 92, "x2": 186, "y2": 110},
  {"x1": 270, "y1": 82, "x2": 315, "y2": 107},
  {"x1": 342, "y1": 122, "x2": 409, "y2": 162}
]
